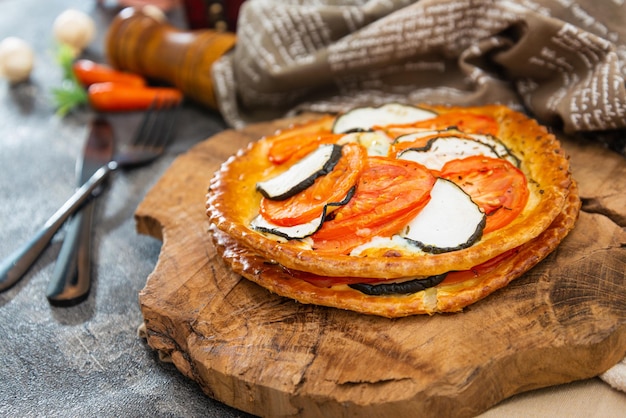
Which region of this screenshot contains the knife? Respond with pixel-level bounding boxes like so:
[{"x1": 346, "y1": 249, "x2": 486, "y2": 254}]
[{"x1": 46, "y1": 118, "x2": 114, "y2": 305}]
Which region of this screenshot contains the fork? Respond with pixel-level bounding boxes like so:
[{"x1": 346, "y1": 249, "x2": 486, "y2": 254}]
[{"x1": 0, "y1": 100, "x2": 179, "y2": 292}]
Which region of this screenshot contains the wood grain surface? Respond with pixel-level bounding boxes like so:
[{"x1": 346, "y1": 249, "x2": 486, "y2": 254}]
[{"x1": 136, "y1": 115, "x2": 626, "y2": 418}]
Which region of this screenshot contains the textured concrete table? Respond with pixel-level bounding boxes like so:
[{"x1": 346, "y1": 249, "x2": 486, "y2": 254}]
[
  {"x1": 0, "y1": 1, "x2": 248, "y2": 416},
  {"x1": 1, "y1": 1, "x2": 625, "y2": 417}
]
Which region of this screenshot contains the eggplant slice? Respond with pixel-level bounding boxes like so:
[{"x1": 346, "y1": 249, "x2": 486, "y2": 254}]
[
  {"x1": 397, "y1": 135, "x2": 500, "y2": 171},
  {"x1": 468, "y1": 133, "x2": 521, "y2": 167},
  {"x1": 251, "y1": 187, "x2": 356, "y2": 240},
  {"x1": 393, "y1": 129, "x2": 444, "y2": 142},
  {"x1": 332, "y1": 103, "x2": 437, "y2": 134},
  {"x1": 250, "y1": 213, "x2": 325, "y2": 240},
  {"x1": 349, "y1": 274, "x2": 448, "y2": 296},
  {"x1": 256, "y1": 144, "x2": 342, "y2": 200},
  {"x1": 400, "y1": 178, "x2": 485, "y2": 253}
]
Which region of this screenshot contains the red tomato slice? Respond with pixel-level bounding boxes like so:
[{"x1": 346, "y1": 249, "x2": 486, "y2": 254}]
[
  {"x1": 312, "y1": 157, "x2": 436, "y2": 254},
  {"x1": 275, "y1": 133, "x2": 344, "y2": 165},
  {"x1": 383, "y1": 111, "x2": 499, "y2": 138},
  {"x1": 441, "y1": 248, "x2": 520, "y2": 285},
  {"x1": 283, "y1": 267, "x2": 383, "y2": 288},
  {"x1": 260, "y1": 143, "x2": 366, "y2": 227},
  {"x1": 266, "y1": 116, "x2": 336, "y2": 164},
  {"x1": 440, "y1": 156, "x2": 529, "y2": 234}
]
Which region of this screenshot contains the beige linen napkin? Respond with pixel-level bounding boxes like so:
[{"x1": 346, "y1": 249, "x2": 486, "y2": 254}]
[
  {"x1": 212, "y1": 0, "x2": 626, "y2": 391},
  {"x1": 213, "y1": 0, "x2": 626, "y2": 136}
]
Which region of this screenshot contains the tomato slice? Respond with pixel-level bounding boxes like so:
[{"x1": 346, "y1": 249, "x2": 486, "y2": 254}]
[
  {"x1": 441, "y1": 248, "x2": 520, "y2": 284},
  {"x1": 312, "y1": 157, "x2": 436, "y2": 254},
  {"x1": 440, "y1": 156, "x2": 528, "y2": 234},
  {"x1": 383, "y1": 111, "x2": 499, "y2": 138},
  {"x1": 283, "y1": 267, "x2": 383, "y2": 288},
  {"x1": 275, "y1": 133, "x2": 345, "y2": 165},
  {"x1": 266, "y1": 116, "x2": 337, "y2": 164},
  {"x1": 260, "y1": 143, "x2": 366, "y2": 227}
]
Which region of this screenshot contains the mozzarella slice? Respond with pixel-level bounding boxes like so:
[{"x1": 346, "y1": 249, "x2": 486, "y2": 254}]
[
  {"x1": 400, "y1": 178, "x2": 485, "y2": 253},
  {"x1": 397, "y1": 136, "x2": 500, "y2": 171},
  {"x1": 332, "y1": 103, "x2": 437, "y2": 134}
]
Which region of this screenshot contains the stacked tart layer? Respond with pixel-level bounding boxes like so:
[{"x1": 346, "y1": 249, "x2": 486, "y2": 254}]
[{"x1": 206, "y1": 104, "x2": 580, "y2": 317}]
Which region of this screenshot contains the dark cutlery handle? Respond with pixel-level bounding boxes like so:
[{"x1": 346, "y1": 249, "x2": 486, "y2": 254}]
[
  {"x1": 0, "y1": 163, "x2": 114, "y2": 292},
  {"x1": 46, "y1": 200, "x2": 94, "y2": 305}
]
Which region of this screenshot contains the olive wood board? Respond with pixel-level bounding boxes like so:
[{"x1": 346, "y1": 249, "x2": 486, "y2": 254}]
[{"x1": 136, "y1": 114, "x2": 626, "y2": 418}]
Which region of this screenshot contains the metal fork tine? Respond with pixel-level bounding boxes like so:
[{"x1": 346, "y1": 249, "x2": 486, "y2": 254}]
[
  {"x1": 132, "y1": 98, "x2": 177, "y2": 150},
  {"x1": 158, "y1": 103, "x2": 178, "y2": 148},
  {"x1": 132, "y1": 102, "x2": 159, "y2": 148}
]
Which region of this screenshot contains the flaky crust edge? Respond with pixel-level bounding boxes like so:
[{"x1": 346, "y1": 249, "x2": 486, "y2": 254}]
[{"x1": 209, "y1": 181, "x2": 579, "y2": 317}]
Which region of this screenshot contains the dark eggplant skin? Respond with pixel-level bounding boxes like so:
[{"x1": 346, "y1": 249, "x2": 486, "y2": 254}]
[
  {"x1": 341, "y1": 127, "x2": 371, "y2": 134},
  {"x1": 396, "y1": 135, "x2": 499, "y2": 160},
  {"x1": 257, "y1": 144, "x2": 343, "y2": 201},
  {"x1": 402, "y1": 215, "x2": 486, "y2": 254},
  {"x1": 251, "y1": 186, "x2": 356, "y2": 240},
  {"x1": 390, "y1": 127, "x2": 456, "y2": 145},
  {"x1": 348, "y1": 273, "x2": 448, "y2": 296},
  {"x1": 251, "y1": 215, "x2": 320, "y2": 240},
  {"x1": 472, "y1": 133, "x2": 521, "y2": 167}
]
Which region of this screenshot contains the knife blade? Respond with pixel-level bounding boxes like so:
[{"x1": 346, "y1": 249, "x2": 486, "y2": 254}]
[{"x1": 46, "y1": 117, "x2": 114, "y2": 305}]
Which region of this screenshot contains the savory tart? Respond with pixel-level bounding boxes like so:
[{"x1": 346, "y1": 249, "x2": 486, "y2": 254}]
[{"x1": 206, "y1": 104, "x2": 579, "y2": 316}]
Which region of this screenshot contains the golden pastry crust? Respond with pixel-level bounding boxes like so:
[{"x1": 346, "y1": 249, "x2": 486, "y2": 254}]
[
  {"x1": 207, "y1": 105, "x2": 574, "y2": 279},
  {"x1": 210, "y1": 182, "x2": 580, "y2": 317}
]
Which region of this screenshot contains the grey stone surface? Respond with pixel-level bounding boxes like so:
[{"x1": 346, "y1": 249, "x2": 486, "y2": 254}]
[{"x1": 0, "y1": 1, "x2": 253, "y2": 416}]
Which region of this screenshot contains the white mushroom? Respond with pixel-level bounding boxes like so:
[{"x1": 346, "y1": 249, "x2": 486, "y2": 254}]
[
  {"x1": 52, "y1": 9, "x2": 96, "y2": 55},
  {"x1": 0, "y1": 37, "x2": 35, "y2": 83}
]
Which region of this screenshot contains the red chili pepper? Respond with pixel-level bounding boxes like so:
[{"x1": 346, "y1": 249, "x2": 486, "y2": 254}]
[
  {"x1": 87, "y1": 82, "x2": 183, "y2": 112},
  {"x1": 72, "y1": 59, "x2": 146, "y2": 87}
]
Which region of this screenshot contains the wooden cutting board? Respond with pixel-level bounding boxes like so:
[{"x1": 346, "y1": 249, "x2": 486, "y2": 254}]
[{"x1": 136, "y1": 115, "x2": 626, "y2": 418}]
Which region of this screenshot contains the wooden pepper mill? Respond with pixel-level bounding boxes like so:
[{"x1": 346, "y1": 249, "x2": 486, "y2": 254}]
[{"x1": 105, "y1": 7, "x2": 237, "y2": 111}]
